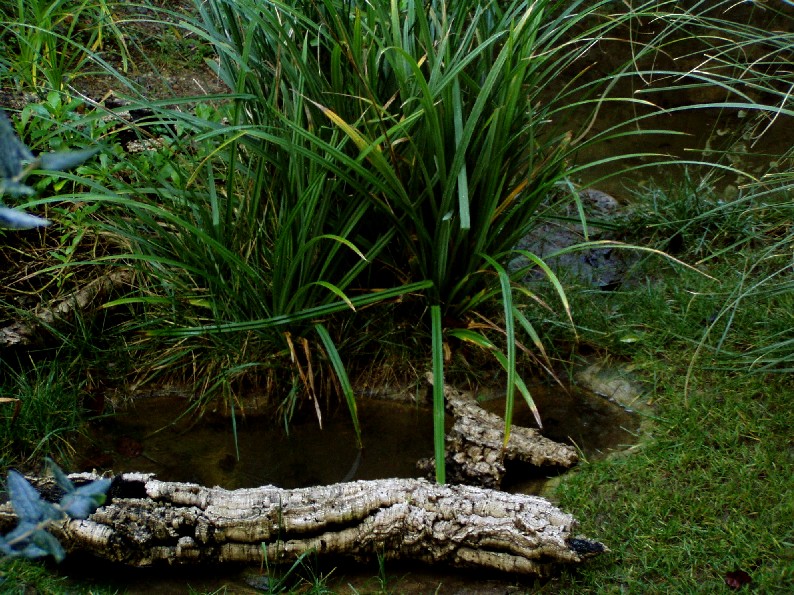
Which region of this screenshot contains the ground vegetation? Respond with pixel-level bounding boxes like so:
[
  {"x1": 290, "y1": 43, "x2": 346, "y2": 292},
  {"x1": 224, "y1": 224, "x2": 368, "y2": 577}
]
[{"x1": 0, "y1": 0, "x2": 792, "y2": 592}]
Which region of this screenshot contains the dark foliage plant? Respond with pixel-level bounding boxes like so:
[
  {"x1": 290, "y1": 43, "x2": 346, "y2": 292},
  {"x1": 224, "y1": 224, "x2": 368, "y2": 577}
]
[
  {"x1": 99, "y1": 0, "x2": 623, "y2": 476},
  {"x1": 91, "y1": 0, "x2": 760, "y2": 480}
]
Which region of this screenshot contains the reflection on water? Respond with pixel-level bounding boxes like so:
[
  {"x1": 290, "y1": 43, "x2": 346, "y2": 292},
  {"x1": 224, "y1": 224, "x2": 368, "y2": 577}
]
[
  {"x1": 77, "y1": 381, "x2": 640, "y2": 493},
  {"x1": 79, "y1": 398, "x2": 435, "y2": 489}
]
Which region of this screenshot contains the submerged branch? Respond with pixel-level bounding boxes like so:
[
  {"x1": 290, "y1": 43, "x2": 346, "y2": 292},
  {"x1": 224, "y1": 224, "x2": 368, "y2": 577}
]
[{"x1": 0, "y1": 269, "x2": 131, "y2": 349}]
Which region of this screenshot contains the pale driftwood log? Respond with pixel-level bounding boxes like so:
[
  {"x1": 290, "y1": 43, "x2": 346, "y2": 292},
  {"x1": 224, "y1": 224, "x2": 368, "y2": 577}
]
[
  {"x1": 0, "y1": 269, "x2": 131, "y2": 348},
  {"x1": 418, "y1": 374, "x2": 579, "y2": 488},
  {"x1": 0, "y1": 473, "x2": 604, "y2": 576}
]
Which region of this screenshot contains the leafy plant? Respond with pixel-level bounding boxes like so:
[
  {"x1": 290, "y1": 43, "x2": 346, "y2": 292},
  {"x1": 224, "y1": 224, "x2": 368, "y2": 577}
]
[
  {"x1": 0, "y1": 459, "x2": 110, "y2": 562},
  {"x1": 0, "y1": 0, "x2": 130, "y2": 93},
  {"x1": 22, "y1": 0, "x2": 779, "y2": 481},
  {"x1": 92, "y1": 0, "x2": 736, "y2": 480}
]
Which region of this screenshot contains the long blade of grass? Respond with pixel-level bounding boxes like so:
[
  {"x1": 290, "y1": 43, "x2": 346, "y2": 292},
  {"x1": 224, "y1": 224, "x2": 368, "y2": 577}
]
[
  {"x1": 510, "y1": 249, "x2": 576, "y2": 332},
  {"x1": 430, "y1": 304, "x2": 445, "y2": 484},
  {"x1": 490, "y1": 349, "x2": 542, "y2": 430},
  {"x1": 479, "y1": 253, "x2": 516, "y2": 446},
  {"x1": 146, "y1": 280, "x2": 434, "y2": 336},
  {"x1": 315, "y1": 323, "x2": 361, "y2": 448},
  {"x1": 303, "y1": 281, "x2": 356, "y2": 312},
  {"x1": 447, "y1": 328, "x2": 497, "y2": 350},
  {"x1": 452, "y1": 77, "x2": 470, "y2": 230}
]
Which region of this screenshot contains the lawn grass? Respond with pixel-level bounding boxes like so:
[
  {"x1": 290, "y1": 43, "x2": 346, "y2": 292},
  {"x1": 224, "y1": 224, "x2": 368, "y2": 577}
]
[
  {"x1": 554, "y1": 357, "x2": 792, "y2": 593},
  {"x1": 540, "y1": 182, "x2": 794, "y2": 593}
]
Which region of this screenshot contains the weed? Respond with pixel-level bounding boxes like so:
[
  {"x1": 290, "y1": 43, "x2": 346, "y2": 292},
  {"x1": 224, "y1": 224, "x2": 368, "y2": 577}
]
[
  {"x1": 0, "y1": 356, "x2": 88, "y2": 466},
  {"x1": 0, "y1": 0, "x2": 131, "y2": 94}
]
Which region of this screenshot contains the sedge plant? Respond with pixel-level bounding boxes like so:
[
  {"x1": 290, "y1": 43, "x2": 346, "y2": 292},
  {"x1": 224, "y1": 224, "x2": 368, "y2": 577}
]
[
  {"x1": 89, "y1": 0, "x2": 755, "y2": 480},
  {"x1": 0, "y1": 0, "x2": 131, "y2": 93},
  {"x1": 59, "y1": 0, "x2": 791, "y2": 483}
]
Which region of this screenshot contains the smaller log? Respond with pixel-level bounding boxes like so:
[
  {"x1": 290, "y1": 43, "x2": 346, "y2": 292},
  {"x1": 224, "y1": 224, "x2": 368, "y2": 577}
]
[
  {"x1": 0, "y1": 473, "x2": 605, "y2": 577},
  {"x1": 418, "y1": 374, "x2": 579, "y2": 488},
  {"x1": 0, "y1": 269, "x2": 131, "y2": 348}
]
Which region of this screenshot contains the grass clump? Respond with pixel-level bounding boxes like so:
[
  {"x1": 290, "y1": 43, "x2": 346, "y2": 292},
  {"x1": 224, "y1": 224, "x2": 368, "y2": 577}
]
[
  {"x1": 0, "y1": 356, "x2": 87, "y2": 469},
  {"x1": 91, "y1": 0, "x2": 704, "y2": 455},
  {"x1": 0, "y1": 0, "x2": 131, "y2": 94}
]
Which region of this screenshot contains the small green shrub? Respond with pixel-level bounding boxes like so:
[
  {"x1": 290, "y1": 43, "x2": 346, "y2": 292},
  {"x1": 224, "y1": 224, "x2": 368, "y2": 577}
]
[
  {"x1": 1, "y1": 106, "x2": 97, "y2": 228},
  {"x1": 96, "y1": 0, "x2": 747, "y2": 471}
]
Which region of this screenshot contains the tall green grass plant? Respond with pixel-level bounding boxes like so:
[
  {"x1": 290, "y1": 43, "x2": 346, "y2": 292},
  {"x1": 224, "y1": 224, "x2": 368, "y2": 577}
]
[
  {"x1": 0, "y1": 0, "x2": 130, "y2": 93},
  {"x1": 91, "y1": 0, "x2": 770, "y2": 469},
  {"x1": 7, "y1": 0, "x2": 784, "y2": 473}
]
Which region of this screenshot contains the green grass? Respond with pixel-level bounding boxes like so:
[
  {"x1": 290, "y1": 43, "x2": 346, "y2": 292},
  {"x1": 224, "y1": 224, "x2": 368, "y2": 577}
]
[
  {"x1": 0, "y1": 355, "x2": 87, "y2": 470},
  {"x1": 83, "y1": 0, "x2": 678, "y2": 466},
  {"x1": 554, "y1": 367, "x2": 793, "y2": 593},
  {"x1": 0, "y1": 557, "x2": 76, "y2": 594},
  {"x1": 0, "y1": 0, "x2": 131, "y2": 94},
  {"x1": 534, "y1": 171, "x2": 794, "y2": 593}
]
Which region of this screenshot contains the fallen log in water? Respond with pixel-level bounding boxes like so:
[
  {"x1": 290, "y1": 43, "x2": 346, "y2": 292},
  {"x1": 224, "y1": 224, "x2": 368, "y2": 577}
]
[
  {"x1": 0, "y1": 270, "x2": 132, "y2": 349},
  {"x1": 0, "y1": 473, "x2": 605, "y2": 576},
  {"x1": 418, "y1": 374, "x2": 580, "y2": 488}
]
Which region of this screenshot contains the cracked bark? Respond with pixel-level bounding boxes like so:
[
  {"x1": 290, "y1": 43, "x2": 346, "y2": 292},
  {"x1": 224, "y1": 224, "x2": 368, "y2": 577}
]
[
  {"x1": 418, "y1": 374, "x2": 579, "y2": 488},
  {"x1": 0, "y1": 473, "x2": 604, "y2": 576}
]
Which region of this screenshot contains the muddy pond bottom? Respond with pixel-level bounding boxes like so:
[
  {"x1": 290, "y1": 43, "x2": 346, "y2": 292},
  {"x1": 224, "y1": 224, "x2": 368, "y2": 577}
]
[{"x1": 76, "y1": 381, "x2": 640, "y2": 492}]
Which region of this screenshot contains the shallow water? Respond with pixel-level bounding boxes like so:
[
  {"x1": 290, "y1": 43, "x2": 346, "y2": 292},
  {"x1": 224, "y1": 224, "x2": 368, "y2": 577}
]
[
  {"x1": 78, "y1": 396, "x2": 434, "y2": 489},
  {"x1": 68, "y1": 382, "x2": 639, "y2": 593},
  {"x1": 76, "y1": 381, "x2": 640, "y2": 493}
]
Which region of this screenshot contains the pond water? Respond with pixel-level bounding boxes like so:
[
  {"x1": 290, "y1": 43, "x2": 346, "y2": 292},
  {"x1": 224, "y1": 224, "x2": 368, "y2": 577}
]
[
  {"x1": 75, "y1": 380, "x2": 640, "y2": 493},
  {"x1": 78, "y1": 395, "x2": 432, "y2": 490}
]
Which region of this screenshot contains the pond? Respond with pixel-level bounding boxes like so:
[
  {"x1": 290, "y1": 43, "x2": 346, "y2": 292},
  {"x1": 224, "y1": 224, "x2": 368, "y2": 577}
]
[
  {"x1": 64, "y1": 377, "x2": 642, "y2": 593},
  {"x1": 75, "y1": 378, "x2": 641, "y2": 493}
]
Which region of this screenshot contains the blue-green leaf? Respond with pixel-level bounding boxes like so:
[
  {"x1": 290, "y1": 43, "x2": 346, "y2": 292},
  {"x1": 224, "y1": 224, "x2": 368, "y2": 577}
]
[
  {"x1": 7, "y1": 471, "x2": 60, "y2": 524},
  {"x1": 0, "y1": 110, "x2": 33, "y2": 179},
  {"x1": 0, "y1": 206, "x2": 50, "y2": 229},
  {"x1": 60, "y1": 482, "x2": 111, "y2": 520},
  {"x1": 38, "y1": 148, "x2": 99, "y2": 172},
  {"x1": 29, "y1": 529, "x2": 66, "y2": 562},
  {"x1": 47, "y1": 459, "x2": 75, "y2": 494}
]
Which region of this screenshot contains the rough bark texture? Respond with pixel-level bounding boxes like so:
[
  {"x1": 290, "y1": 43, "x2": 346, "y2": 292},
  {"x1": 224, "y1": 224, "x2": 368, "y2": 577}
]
[
  {"x1": 418, "y1": 374, "x2": 579, "y2": 488},
  {"x1": 0, "y1": 473, "x2": 604, "y2": 576},
  {"x1": 0, "y1": 269, "x2": 131, "y2": 348}
]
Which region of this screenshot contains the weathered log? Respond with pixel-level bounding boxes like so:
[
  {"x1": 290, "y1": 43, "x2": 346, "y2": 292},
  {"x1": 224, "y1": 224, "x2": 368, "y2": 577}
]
[
  {"x1": 418, "y1": 374, "x2": 579, "y2": 488},
  {"x1": 0, "y1": 269, "x2": 131, "y2": 348},
  {"x1": 0, "y1": 473, "x2": 604, "y2": 576}
]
